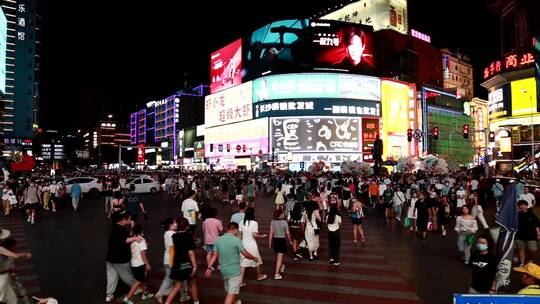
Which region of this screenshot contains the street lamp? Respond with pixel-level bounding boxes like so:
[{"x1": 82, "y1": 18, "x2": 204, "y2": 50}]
[{"x1": 521, "y1": 88, "x2": 536, "y2": 178}]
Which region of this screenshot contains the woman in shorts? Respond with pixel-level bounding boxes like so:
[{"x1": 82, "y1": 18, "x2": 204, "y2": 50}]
[
  {"x1": 351, "y1": 198, "x2": 366, "y2": 245},
  {"x1": 269, "y1": 209, "x2": 292, "y2": 280},
  {"x1": 166, "y1": 218, "x2": 199, "y2": 304}
]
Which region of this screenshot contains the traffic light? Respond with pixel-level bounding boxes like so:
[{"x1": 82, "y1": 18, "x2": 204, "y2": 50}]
[
  {"x1": 407, "y1": 128, "x2": 413, "y2": 142},
  {"x1": 463, "y1": 124, "x2": 469, "y2": 139},
  {"x1": 489, "y1": 131, "x2": 495, "y2": 143},
  {"x1": 226, "y1": 144, "x2": 230, "y2": 152},
  {"x1": 242, "y1": 144, "x2": 246, "y2": 153},
  {"x1": 433, "y1": 127, "x2": 439, "y2": 140},
  {"x1": 209, "y1": 144, "x2": 214, "y2": 152}
]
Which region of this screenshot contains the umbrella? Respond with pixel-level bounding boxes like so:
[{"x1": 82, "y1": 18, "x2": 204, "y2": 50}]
[{"x1": 493, "y1": 183, "x2": 518, "y2": 291}]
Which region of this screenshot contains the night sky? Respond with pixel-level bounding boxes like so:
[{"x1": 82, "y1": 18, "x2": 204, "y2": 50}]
[{"x1": 38, "y1": 0, "x2": 499, "y2": 130}]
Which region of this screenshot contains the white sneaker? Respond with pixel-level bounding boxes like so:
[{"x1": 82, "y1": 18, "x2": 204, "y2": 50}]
[
  {"x1": 105, "y1": 295, "x2": 114, "y2": 302},
  {"x1": 26, "y1": 217, "x2": 31, "y2": 223}
]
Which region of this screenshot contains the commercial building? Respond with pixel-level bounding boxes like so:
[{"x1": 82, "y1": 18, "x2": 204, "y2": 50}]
[
  {"x1": 441, "y1": 49, "x2": 474, "y2": 100},
  {"x1": 0, "y1": 0, "x2": 40, "y2": 148},
  {"x1": 129, "y1": 85, "x2": 207, "y2": 166},
  {"x1": 481, "y1": 0, "x2": 539, "y2": 171}
]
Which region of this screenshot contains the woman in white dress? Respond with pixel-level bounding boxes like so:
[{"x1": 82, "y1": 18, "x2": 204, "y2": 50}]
[
  {"x1": 406, "y1": 192, "x2": 418, "y2": 232},
  {"x1": 303, "y1": 202, "x2": 322, "y2": 261},
  {"x1": 239, "y1": 207, "x2": 267, "y2": 286}
]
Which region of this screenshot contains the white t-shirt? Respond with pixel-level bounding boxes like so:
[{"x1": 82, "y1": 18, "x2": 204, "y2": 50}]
[
  {"x1": 393, "y1": 191, "x2": 405, "y2": 206},
  {"x1": 163, "y1": 230, "x2": 175, "y2": 265},
  {"x1": 378, "y1": 183, "x2": 387, "y2": 196},
  {"x1": 471, "y1": 180, "x2": 479, "y2": 191},
  {"x1": 131, "y1": 238, "x2": 148, "y2": 267},
  {"x1": 181, "y1": 198, "x2": 199, "y2": 225},
  {"x1": 327, "y1": 215, "x2": 342, "y2": 232},
  {"x1": 519, "y1": 193, "x2": 536, "y2": 208},
  {"x1": 49, "y1": 184, "x2": 57, "y2": 194}
]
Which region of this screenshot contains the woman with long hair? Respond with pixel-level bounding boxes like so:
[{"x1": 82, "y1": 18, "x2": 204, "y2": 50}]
[
  {"x1": 288, "y1": 202, "x2": 305, "y2": 260},
  {"x1": 166, "y1": 218, "x2": 199, "y2": 304},
  {"x1": 351, "y1": 198, "x2": 366, "y2": 245},
  {"x1": 239, "y1": 207, "x2": 267, "y2": 286},
  {"x1": 327, "y1": 205, "x2": 342, "y2": 265},
  {"x1": 108, "y1": 191, "x2": 125, "y2": 219},
  {"x1": 303, "y1": 202, "x2": 321, "y2": 261},
  {"x1": 455, "y1": 206, "x2": 479, "y2": 264},
  {"x1": 269, "y1": 209, "x2": 292, "y2": 280}
]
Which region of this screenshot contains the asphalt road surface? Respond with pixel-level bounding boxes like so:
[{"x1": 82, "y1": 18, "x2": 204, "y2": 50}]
[{"x1": 15, "y1": 191, "x2": 536, "y2": 303}]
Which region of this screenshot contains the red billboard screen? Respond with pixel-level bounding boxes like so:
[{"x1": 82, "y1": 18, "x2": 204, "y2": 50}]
[
  {"x1": 210, "y1": 39, "x2": 242, "y2": 94},
  {"x1": 311, "y1": 21, "x2": 374, "y2": 73}
]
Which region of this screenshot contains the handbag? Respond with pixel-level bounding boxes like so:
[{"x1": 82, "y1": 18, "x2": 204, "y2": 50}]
[
  {"x1": 466, "y1": 234, "x2": 476, "y2": 245},
  {"x1": 168, "y1": 245, "x2": 175, "y2": 267},
  {"x1": 403, "y1": 217, "x2": 411, "y2": 228}
]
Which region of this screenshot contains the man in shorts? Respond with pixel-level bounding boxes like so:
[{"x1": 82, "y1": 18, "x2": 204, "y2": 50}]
[
  {"x1": 206, "y1": 222, "x2": 258, "y2": 304},
  {"x1": 516, "y1": 200, "x2": 540, "y2": 266}
]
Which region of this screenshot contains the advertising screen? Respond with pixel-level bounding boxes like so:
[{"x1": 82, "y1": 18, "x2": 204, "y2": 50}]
[
  {"x1": 270, "y1": 117, "x2": 360, "y2": 153},
  {"x1": 254, "y1": 98, "x2": 380, "y2": 118},
  {"x1": 362, "y1": 118, "x2": 379, "y2": 162},
  {"x1": 204, "y1": 118, "x2": 269, "y2": 158},
  {"x1": 488, "y1": 83, "x2": 511, "y2": 119},
  {"x1": 510, "y1": 77, "x2": 537, "y2": 116},
  {"x1": 210, "y1": 39, "x2": 242, "y2": 94},
  {"x1": 277, "y1": 153, "x2": 362, "y2": 163},
  {"x1": 310, "y1": 21, "x2": 374, "y2": 73},
  {"x1": 243, "y1": 19, "x2": 311, "y2": 80},
  {"x1": 536, "y1": 36, "x2": 540, "y2": 111},
  {"x1": 253, "y1": 73, "x2": 380, "y2": 102},
  {"x1": 0, "y1": 7, "x2": 6, "y2": 94},
  {"x1": 321, "y1": 0, "x2": 408, "y2": 34},
  {"x1": 205, "y1": 82, "x2": 253, "y2": 128},
  {"x1": 381, "y1": 80, "x2": 410, "y2": 158}
]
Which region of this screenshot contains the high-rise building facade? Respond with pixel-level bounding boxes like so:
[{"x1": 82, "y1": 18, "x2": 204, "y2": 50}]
[
  {"x1": 0, "y1": 0, "x2": 40, "y2": 144},
  {"x1": 441, "y1": 49, "x2": 474, "y2": 100}
]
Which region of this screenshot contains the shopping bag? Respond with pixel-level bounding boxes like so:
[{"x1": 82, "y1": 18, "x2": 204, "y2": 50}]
[{"x1": 403, "y1": 217, "x2": 411, "y2": 228}]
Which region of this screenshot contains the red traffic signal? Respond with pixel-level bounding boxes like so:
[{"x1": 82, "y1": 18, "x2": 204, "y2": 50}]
[
  {"x1": 463, "y1": 124, "x2": 469, "y2": 139},
  {"x1": 242, "y1": 144, "x2": 246, "y2": 152},
  {"x1": 236, "y1": 144, "x2": 241, "y2": 152},
  {"x1": 433, "y1": 127, "x2": 439, "y2": 140},
  {"x1": 407, "y1": 129, "x2": 413, "y2": 142},
  {"x1": 226, "y1": 144, "x2": 230, "y2": 152}
]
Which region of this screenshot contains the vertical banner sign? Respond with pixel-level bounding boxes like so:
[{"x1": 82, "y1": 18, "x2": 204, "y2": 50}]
[
  {"x1": 362, "y1": 118, "x2": 379, "y2": 162},
  {"x1": 137, "y1": 144, "x2": 145, "y2": 163},
  {"x1": 535, "y1": 36, "x2": 540, "y2": 112}
]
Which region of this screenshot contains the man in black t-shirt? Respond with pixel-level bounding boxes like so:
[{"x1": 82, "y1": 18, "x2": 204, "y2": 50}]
[
  {"x1": 516, "y1": 200, "x2": 540, "y2": 266},
  {"x1": 105, "y1": 211, "x2": 140, "y2": 302}
]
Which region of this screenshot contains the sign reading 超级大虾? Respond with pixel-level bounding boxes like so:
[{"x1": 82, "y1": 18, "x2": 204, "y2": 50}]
[{"x1": 253, "y1": 99, "x2": 380, "y2": 118}]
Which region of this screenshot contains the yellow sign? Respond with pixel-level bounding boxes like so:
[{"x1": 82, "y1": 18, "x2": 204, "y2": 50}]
[
  {"x1": 511, "y1": 77, "x2": 537, "y2": 116},
  {"x1": 499, "y1": 137, "x2": 512, "y2": 153},
  {"x1": 381, "y1": 80, "x2": 410, "y2": 157}
]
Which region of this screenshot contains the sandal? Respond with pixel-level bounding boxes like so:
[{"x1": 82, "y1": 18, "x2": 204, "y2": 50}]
[{"x1": 256, "y1": 274, "x2": 267, "y2": 281}]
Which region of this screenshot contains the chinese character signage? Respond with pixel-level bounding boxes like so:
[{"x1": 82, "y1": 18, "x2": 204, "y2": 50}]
[
  {"x1": 137, "y1": 144, "x2": 145, "y2": 163},
  {"x1": 487, "y1": 84, "x2": 511, "y2": 119},
  {"x1": 254, "y1": 99, "x2": 380, "y2": 118},
  {"x1": 205, "y1": 82, "x2": 253, "y2": 128},
  {"x1": 253, "y1": 73, "x2": 380, "y2": 103},
  {"x1": 320, "y1": 0, "x2": 408, "y2": 35},
  {"x1": 483, "y1": 51, "x2": 535, "y2": 79},
  {"x1": 270, "y1": 117, "x2": 361, "y2": 153},
  {"x1": 210, "y1": 39, "x2": 242, "y2": 94},
  {"x1": 362, "y1": 118, "x2": 379, "y2": 162},
  {"x1": 410, "y1": 29, "x2": 430, "y2": 43}
]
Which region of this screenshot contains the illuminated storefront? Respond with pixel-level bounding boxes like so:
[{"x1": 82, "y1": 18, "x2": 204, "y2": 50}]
[{"x1": 481, "y1": 47, "x2": 539, "y2": 168}]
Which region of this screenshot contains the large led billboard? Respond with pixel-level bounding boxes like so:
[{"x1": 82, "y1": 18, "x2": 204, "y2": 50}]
[
  {"x1": 204, "y1": 82, "x2": 253, "y2": 128},
  {"x1": 536, "y1": 36, "x2": 540, "y2": 112},
  {"x1": 310, "y1": 21, "x2": 374, "y2": 72},
  {"x1": 270, "y1": 117, "x2": 361, "y2": 153},
  {"x1": 0, "y1": 7, "x2": 6, "y2": 94},
  {"x1": 210, "y1": 39, "x2": 242, "y2": 94},
  {"x1": 381, "y1": 80, "x2": 410, "y2": 159},
  {"x1": 253, "y1": 73, "x2": 380, "y2": 102},
  {"x1": 254, "y1": 98, "x2": 380, "y2": 118},
  {"x1": 242, "y1": 20, "x2": 375, "y2": 80},
  {"x1": 510, "y1": 77, "x2": 537, "y2": 116},
  {"x1": 204, "y1": 118, "x2": 269, "y2": 158},
  {"x1": 321, "y1": 0, "x2": 408, "y2": 35}
]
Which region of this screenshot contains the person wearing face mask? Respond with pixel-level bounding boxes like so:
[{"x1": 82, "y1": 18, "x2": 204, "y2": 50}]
[
  {"x1": 468, "y1": 235, "x2": 496, "y2": 293},
  {"x1": 455, "y1": 206, "x2": 479, "y2": 264},
  {"x1": 516, "y1": 200, "x2": 540, "y2": 267}
]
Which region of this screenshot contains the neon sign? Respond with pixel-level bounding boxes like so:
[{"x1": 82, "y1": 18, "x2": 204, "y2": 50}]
[
  {"x1": 483, "y1": 51, "x2": 535, "y2": 79},
  {"x1": 411, "y1": 29, "x2": 431, "y2": 43}
]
